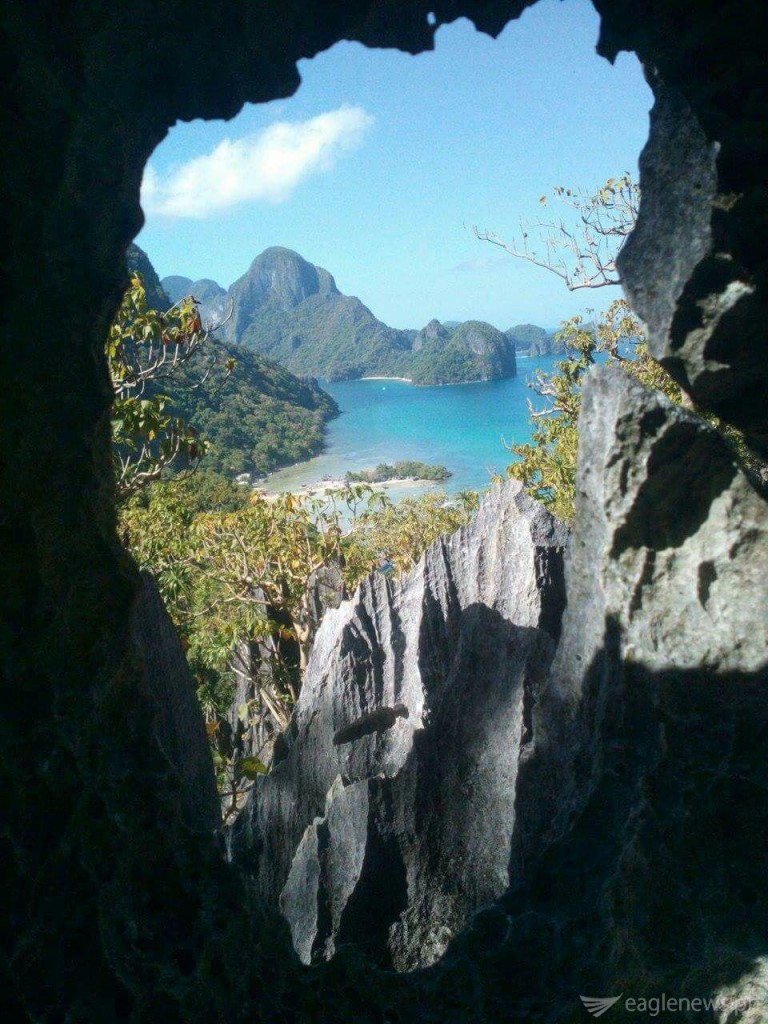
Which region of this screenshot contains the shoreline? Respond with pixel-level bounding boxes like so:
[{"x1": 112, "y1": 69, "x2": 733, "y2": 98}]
[
  {"x1": 256, "y1": 475, "x2": 439, "y2": 500},
  {"x1": 356, "y1": 374, "x2": 517, "y2": 388},
  {"x1": 359, "y1": 375, "x2": 413, "y2": 383}
]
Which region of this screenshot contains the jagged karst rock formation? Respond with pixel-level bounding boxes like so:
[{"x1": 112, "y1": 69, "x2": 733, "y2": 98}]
[
  {"x1": 234, "y1": 366, "x2": 768, "y2": 1006},
  {"x1": 498, "y1": 367, "x2": 768, "y2": 1018},
  {"x1": 230, "y1": 481, "x2": 568, "y2": 970},
  {"x1": 3, "y1": 1, "x2": 768, "y2": 1021}
]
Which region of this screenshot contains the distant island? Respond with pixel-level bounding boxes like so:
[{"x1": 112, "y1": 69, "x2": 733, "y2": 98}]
[
  {"x1": 162, "y1": 247, "x2": 531, "y2": 387},
  {"x1": 410, "y1": 319, "x2": 516, "y2": 386},
  {"x1": 346, "y1": 461, "x2": 451, "y2": 484},
  {"x1": 504, "y1": 323, "x2": 564, "y2": 357}
]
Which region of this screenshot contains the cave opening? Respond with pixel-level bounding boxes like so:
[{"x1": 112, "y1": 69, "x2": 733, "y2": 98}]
[
  {"x1": 122, "y1": 0, "x2": 651, "y2": 971},
  {"x1": 4, "y1": 0, "x2": 768, "y2": 1018}
]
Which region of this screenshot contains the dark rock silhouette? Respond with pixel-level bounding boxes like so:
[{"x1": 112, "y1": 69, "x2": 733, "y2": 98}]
[{"x1": 130, "y1": 571, "x2": 220, "y2": 833}]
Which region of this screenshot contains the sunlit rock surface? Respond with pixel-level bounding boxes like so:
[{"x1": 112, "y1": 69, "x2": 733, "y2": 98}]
[
  {"x1": 230, "y1": 479, "x2": 568, "y2": 968},
  {"x1": 233, "y1": 365, "x2": 768, "y2": 1020},
  {"x1": 460, "y1": 366, "x2": 768, "y2": 1020}
]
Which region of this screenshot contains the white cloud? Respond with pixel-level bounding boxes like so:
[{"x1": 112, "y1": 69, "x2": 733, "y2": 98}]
[{"x1": 141, "y1": 106, "x2": 374, "y2": 219}]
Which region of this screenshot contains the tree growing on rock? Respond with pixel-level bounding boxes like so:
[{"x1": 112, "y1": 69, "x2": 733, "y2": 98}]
[{"x1": 480, "y1": 177, "x2": 761, "y2": 519}]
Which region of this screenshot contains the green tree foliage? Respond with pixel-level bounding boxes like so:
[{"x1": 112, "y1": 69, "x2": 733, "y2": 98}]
[
  {"x1": 109, "y1": 274, "x2": 228, "y2": 497},
  {"x1": 340, "y1": 489, "x2": 480, "y2": 588},
  {"x1": 346, "y1": 461, "x2": 451, "y2": 484},
  {"x1": 506, "y1": 299, "x2": 677, "y2": 521},
  {"x1": 121, "y1": 475, "x2": 478, "y2": 808},
  {"x1": 123, "y1": 477, "x2": 477, "y2": 707},
  {"x1": 484, "y1": 176, "x2": 763, "y2": 520},
  {"x1": 123, "y1": 479, "x2": 327, "y2": 716},
  {"x1": 109, "y1": 272, "x2": 339, "y2": 496},
  {"x1": 167, "y1": 343, "x2": 338, "y2": 478}
]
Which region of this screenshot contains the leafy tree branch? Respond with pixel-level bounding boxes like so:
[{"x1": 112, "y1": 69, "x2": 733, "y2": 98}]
[{"x1": 109, "y1": 274, "x2": 233, "y2": 499}]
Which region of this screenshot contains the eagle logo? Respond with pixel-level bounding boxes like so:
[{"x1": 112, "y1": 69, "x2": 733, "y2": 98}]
[{"x1": 580, "y1": 994, "x2": 623, "y2": 1017}]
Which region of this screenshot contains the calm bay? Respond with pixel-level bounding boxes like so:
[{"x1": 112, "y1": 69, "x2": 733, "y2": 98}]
[{"x1": 262, "y1": 356, "x2": 559, "y2": 497}]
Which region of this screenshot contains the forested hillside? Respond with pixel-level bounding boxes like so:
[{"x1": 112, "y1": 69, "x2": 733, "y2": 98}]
[
  {"x1": 411, "y1": 320, "x2": 516, "y2": 385},
  {"x1": 127, "y1": 244, "x2": 338, "y2": 477},
  {"x1": 169, "y1": 344, "x2": 338, "y2": 477},
  {"x1": 162, "y1": 247, "x2": 535, "y2": 385}
]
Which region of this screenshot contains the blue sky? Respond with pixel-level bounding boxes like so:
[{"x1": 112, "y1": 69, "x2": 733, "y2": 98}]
[{"x1": 136, "y1": 0, "x2": 652, "y2": 331}]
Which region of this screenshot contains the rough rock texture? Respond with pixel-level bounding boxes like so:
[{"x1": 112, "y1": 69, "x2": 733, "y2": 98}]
[
  {"x1": 612, "y1": 67, "x2": 768, "y2": 456},
  {"x1": 130, "y1": 571, "x2": 220, "y2": 833},
  {"x1": 231, "y1": 480, "x2": 568, "y2": 969},
  {"x1": 234, "y1": 368, "x2": 768, "y2": 1015},
  {"x1": 515, "y1": 364, "x2": 768, "y2": 855},
  {"x1": 4, "y1": 0, "x2": 768, "y2": 1021},
  {"x1": 224, "y1": 637, "x2": 279, "y2": 763},
  {"x1": 486, "y1": 366, "x2": 768, "y2": 1021}
]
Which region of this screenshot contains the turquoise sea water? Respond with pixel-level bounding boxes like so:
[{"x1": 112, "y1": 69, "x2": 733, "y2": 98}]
[{"x1": 263, "y1": 356, "x2": 559, "y2": 497}]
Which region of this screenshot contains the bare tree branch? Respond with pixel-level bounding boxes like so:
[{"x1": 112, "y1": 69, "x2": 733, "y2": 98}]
[{"x1": 472, "y1": 174, "x2": 639, "y2": 292}]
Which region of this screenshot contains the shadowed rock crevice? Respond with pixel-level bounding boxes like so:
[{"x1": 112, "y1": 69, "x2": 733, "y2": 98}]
[
  {"x1": 441, "y1": 646, "x2": 768, "y2": 1023},
  {"x1": 130, "y1": 571, "x2": 220, "y2": 833},
  {"x1": 617, "y1": 70, "x2": 768, "y2": 454},
  {"x1": 334, "y1": 783, "x2": 409, "y2": 967},
  {"x1": 611, "y1": 421, "x2": 738, "y2": 554}
]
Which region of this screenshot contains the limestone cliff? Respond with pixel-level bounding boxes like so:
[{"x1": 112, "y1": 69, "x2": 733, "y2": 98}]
[
  {"x1": 232, "y1": 365, "x2": 768, "y2": 1020},
  {"x1": 230, "y1": 480, "x2": 568, "y2": 969}
]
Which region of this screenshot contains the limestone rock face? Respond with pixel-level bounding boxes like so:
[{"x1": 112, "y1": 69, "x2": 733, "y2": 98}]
[
  {"x1": 513, "y1": 366, "x2": 768, "y2": 852},
  {"x1": 618, "y1": 81, "x2": 768, "y2": 454},
  {"x1": 505, "y1": 323, "x2": 555, "y2": 356},
  {"x1": 483, "y1": 366, "x2": 768, "y2": 1019},
  {"x1": 230, "y1": 480, "x2": 568, "y2": 969},
  {"x1": 130, "y1": 571, "x2": 220, "y2": 834},
  {"x1": 232, "y1": 366, "x2": 768, "y2": 1016},
  {"x1": 569, "y1": 365, "x2": 766, "y2": 675}
]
